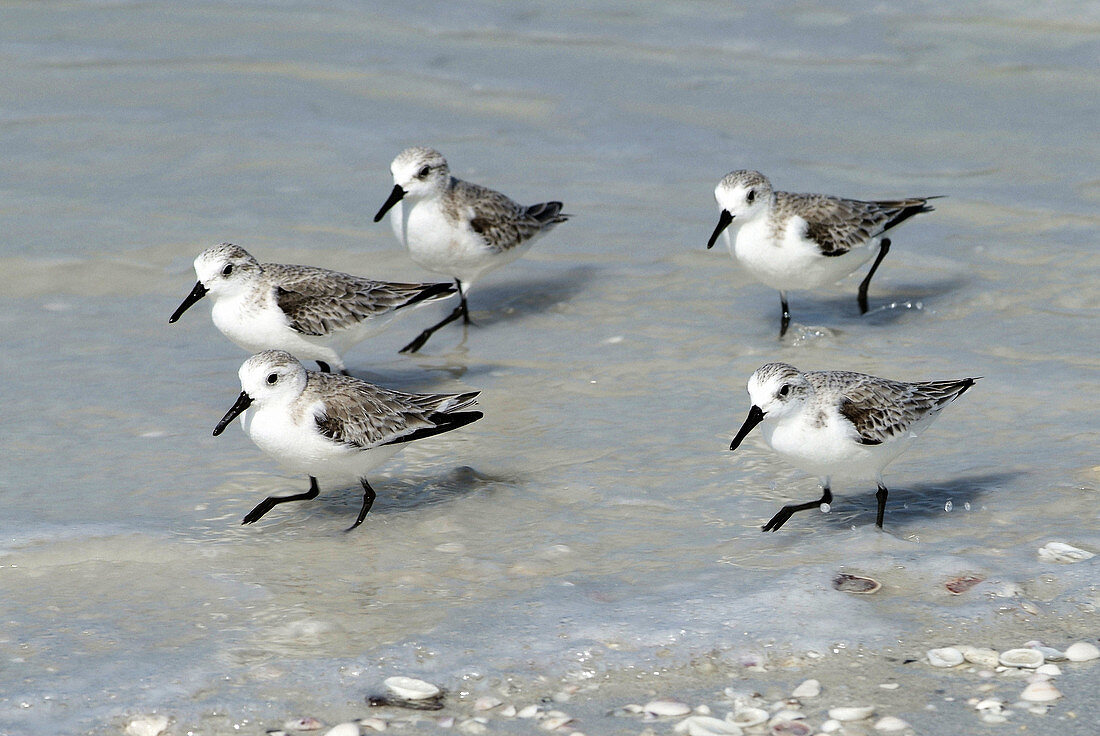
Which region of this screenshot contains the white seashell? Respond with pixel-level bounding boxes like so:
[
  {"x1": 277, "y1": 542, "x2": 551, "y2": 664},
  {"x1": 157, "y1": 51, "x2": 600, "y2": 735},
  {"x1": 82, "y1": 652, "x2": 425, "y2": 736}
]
[
  {"x1": 285, "y1": 717, "x2": 325, "y2": 731},
  {"x1": 1064, "y1": 641, "x2": 1100, "y2": 661},
  {"x1": 1037, "y1": 541, "x2": 1095, "y2": 563},
  {"x1": 878, "y1": 683, "x2": 899, "y2": 690},
  {"x1": 958, "y1": 646, "x2": 999, "y2": 669},
  {"x1": 999, "y1": 648, "x2": 1044, "y2": 668},
  {"x1": 1020, "y1": 680, "x2": 1062, "y2": 702},
  {"x1": 828, "y1": 706, "x2": 874, "y2": 722},
  {"x1": 769, "y1": 719, "x2": 812, "y2": 735},
  {"x1": 359, "y1": 717, "x2": 387, "y2": 732},
  {"x1": 926, "y1": 647, "x2": 964, "y2": 667},
  {"x1": 323, "y1": 723, "x2": 360, "y2": 736},
  {"x1": 474, "y1": 696, "x2": 502, "y2": 711},
  {"x1": 457, "y1": 719, "x2": 487, "y2": 735},
  {"x1": 974, "y1": 698, "x2": 1003, "y2": 712},
  {"x1": 980, "y1": 712, "x2": 1007, "y2": 724},
  {"x1": 1027, "y1": 704, "x2": 1049, "y2": 715},
  {"x1": 674, "y1": 715, "x2": 744, "y2": 735},
  {"x1": 644, "y1": 699, "x2": 692, "y2": 717},
  {"x1": 695, "y1": 705, "x2": 712, "y2": 715},
  {"x1": 499, "y1": 705, "x2": 517, "y2": 717},
  {"x1": 383, "y1": 676, "x2": 440, "y2": 700},
  {"x1": 727, "y1": 707, "x2": 768, "y2": 728},
  {"x1": 1036, "y1": 664, "x2": 1062, "y2": 676},
  {"x1": 539, "y1": 716, "x2": 574, "y2": 731},
  {"x1": 819, "y1": 720, "x2": 842, "y2": 734},
  {"x1": 791, "y1": 679, "x2": 821, "y2": 699},
  {"x1": 769, "y1": 710, "x2": 806, "y2": 723},
  {"x1": 873, "y1": 716, "x2": 909, "y2": 732},
  {"x1": 126, "y1": 715, "x2": 170, "y2": 736},
  {"x1": 436, "y1": 717, "x2": 454, "y2": 728},
  {"x1": 1032, "y1": 645, "x2": 1066, "y2": 661}
]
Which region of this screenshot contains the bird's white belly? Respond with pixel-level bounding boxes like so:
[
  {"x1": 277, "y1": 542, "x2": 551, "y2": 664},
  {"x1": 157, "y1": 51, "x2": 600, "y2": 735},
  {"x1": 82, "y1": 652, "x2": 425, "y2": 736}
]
[
  {"x1": 399, "y1": 199, "x2": 501, "y2": 285},
  {"x1": 733, "y1": 219, "x2": 878, "y2": 291},
  {"x1": 762, "y1": 416, "x2": 908, "y2": 480},
  {"x1": 241, "y1": 405, "x2": 402, "y2": 481},
  {"x1": 211, "y1": 297, "x2": 342, "y2": 365}
]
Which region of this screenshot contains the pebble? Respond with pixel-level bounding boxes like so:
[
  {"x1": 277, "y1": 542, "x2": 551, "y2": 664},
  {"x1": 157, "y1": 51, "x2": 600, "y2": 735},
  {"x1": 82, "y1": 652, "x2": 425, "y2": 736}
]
[
  {"x1": 384, "y1": 676, "x2": 441, "y2": 700},
  {"x1": 1020, "y1": 680, "x2": 1062, "y2": 702},
  {"x1": 323, "y1": 723, "x2": 360, "y2": 736},
  {"x1": 827, "y1": 706, "x2": 874, "y2": 722},
  {"x1": 791, "y1": 679, "x2": 821, "y2": 699},
  {"x1": 1037, "y1": 541, "x2": 1095, "y2": 563},
  {"x1": 285, "y1": 718, "x2": 325, "y2": 731},
  {"x1": 644, "y1": 699, "x2": 692, "y2": 717},
  {"x1": 944, "y1": 574, "x2": 983, "y2": 594},
  {"x1": 1064, "y1": 641, "x2": 1100, "y2": 661},
  {"x1": 1031, "y1": 645, "x2": 1066, "y2": 661},
  {"x1": 999, "y1": 648, "x2": 1044, "y2": 668},
  {"x1": 926, "y1": 647, "x2": 964, "y2": 667},
  {"x1": 125, "y1": 715, "x2": 169, "y2": 736},
  {"x1": 673, "y1": 715, "x2": 744, "y2": 735},
  {"x1": 872, "y1": 716, "x2": 909, "y2": 732}
]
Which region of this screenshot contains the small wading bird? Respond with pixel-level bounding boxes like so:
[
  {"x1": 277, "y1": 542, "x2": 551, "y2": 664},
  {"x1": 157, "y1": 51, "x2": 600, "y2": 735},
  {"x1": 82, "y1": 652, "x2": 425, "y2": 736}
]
[
  {"x1": 374, "y1": 147, "x2": 569, "y2": 353},
  {"x1": 213, "y1": 350, "x2": 482, "y2": 529},
  {"x1": 707, "y1": 170, "x2": 938, "y2": 337},
  {"x1": 170, "y1": 243, "x2": 455, "y2": 373},
  {"x1": 728, "y1": 362, "x2": 977, "y2": 531}
]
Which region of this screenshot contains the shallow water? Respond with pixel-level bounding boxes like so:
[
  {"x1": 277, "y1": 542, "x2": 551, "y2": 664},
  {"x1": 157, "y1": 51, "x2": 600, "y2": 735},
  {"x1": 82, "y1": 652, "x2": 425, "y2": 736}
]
[{"x1": 2, "y1": 2, "x2": 1099, "y2": 733}]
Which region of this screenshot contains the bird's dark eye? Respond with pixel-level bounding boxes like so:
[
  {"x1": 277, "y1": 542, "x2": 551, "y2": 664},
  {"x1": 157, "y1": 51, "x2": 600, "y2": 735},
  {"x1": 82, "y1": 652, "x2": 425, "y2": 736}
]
[
  {"x1": 222, "y1": 264, "x2": 233, "y2": 276},
  {"x1": 746, "y1": 189, "x2": 756, "y2": 204},
  {"x1": 778, "y1": 383, "x2": 790, "y2": 397},
  {"x1": 417, "y1": 165, "x2": 431, "y2": 178},
  {"x1": 266, "y1": 373, "x2": 278, "y2": 384}
]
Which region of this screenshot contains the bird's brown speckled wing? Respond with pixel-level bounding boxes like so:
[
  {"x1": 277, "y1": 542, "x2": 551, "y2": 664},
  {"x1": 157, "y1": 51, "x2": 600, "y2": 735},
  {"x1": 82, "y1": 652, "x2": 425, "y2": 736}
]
[
  {"x1": 451, "y1": 179, "x2": 568, "y2": 254},
  {"x1": 778, "y1": 192, "x2": 934, "y2": 257},
  {"x1": 809, "y1": 371, "x2": 976, "y2": 445},
  {"x1": 268, "y1": 264, "x2": 453, "y2": 336},
  {"x1": 308, "y1": 372, "x2": 480, "y2": 449}
]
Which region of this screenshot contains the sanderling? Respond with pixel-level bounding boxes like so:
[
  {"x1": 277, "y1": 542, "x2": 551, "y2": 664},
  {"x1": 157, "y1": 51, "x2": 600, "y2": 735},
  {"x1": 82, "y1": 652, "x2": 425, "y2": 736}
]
[
  {"x1": 169, "y1": 243, "x2": 456, "y2": 373},
  {"x1": 373, "y1": 147, "x2": 569, "y2": 353},
  {"x1": 728, "y1": 362, "x2": 977, "y2": 531},
  {"x1": 212, "y1": 350, "x2": 482, "y2": 529},
  {"x1": 706, "y1": 170, "x2": 938, "y2": 336}
]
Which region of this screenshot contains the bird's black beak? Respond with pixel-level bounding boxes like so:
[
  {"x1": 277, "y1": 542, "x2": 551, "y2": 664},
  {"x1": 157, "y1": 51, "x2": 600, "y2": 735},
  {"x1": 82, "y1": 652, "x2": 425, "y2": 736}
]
[
  {"x1": 729, "y1": 405, "x2": 765, "y2": 451},
  {"x1": 169, "y1": 281, "x2": 208, "y2": 323},
  {"x1": 706, "y1": 210, "x2": 734, "y2": 250},
  {"x1": 213, "y1": 391, "x2": 252, "y2": 436},
  {"x1": 373, "y1": 184, "x2": 406, "y2": 222}
]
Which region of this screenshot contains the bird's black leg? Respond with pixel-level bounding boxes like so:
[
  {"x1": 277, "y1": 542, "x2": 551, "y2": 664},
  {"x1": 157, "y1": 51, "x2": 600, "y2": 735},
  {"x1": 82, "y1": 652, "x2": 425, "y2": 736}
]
[
  {"x1": 857, "y1": 238, "x2": 891, "y2": 315},
  {"x1": 399, "y1": 304, "x2": 466, "y2": 354},
  {"x1": 242, "y1": 476, "x2": 321, "y2": 525},
  {"x1": 456, "y1": 279, "x2": 474, "y2": 326},
  {"x1": 340, "y1": 369, "x2": 351, "y2": 377},
  {"x1": 779, "y1": 291, "x2": 791, "y2": 338},
  {"x1": 875, "y1": 483, "x2": 888, "y2": 528},
  {"x1": 762, "y1": 485, "x2": 832, "y2": 532},
  {"x1": 347, "y1": 478, "x2": 377, "y2": 531},
  {"x1": 315, "y1": 361, "x2": 332, "y2": 373}
]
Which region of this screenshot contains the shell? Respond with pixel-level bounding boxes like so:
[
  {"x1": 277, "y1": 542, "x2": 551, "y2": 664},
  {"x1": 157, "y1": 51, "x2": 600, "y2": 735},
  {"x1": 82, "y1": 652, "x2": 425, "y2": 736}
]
[
  {"x1": 1020, "y1": 680, "x2": 1062, "y2": 702},
  {"x1": 539, "y1": 716, "x2": 574, "y2": 731},
  {"x1": 1036, "y1": 664, "x2": 1062, "y2": 676},
  {"x1": 999, "y1": 648, "x2": 1044, "y2": 668},
  {"x1": 926, "y1": 647, "x2": 964, "y2": 667},
  {"x1": 125, "y1": 715, "x2": 170, "y2": 736},
  {"x1": 674, "y1": 715, "x2": 744, "y2": 735},
  {"x1": 728, "y1": 707, "x2": 769, "y2": 728},
  {"x1": 873, "y1": 716, "x2": 909, "y2": 732},
  {"x1": 359, "y1": 718, "x2": 387, "y2": 733},
  {"x1": 959, "y1": 646, "x2": 999, "y2": 669},
  {"x1": 790, "y1": 679, "x2": 821, "y2": 699},
  {"x1": 832, "y1": 573, "x2": 881, "y2": 594},
  {"x1": 769, "y1": 720, "x2": 811, "y2": 736},
  {"x1": 473, "y1": 696, "x2": 502, "y2": 711},
  {"x1": 1037, "y1": 542, "x2": 1095, "y2": 563},
  {"x1": 517, "y1": 705, "x2": 540, "y2": 719},
  {"x1": 644, "y1": 699, "x2": 692, "y2": 717},
  {"x1": 819, "y1": 720, "x2": 841, "y2": 734},
  {"x1": 322, "y1": 724, "x2": 360, "y2": 736},
  {"x1": 384, "y1": 676, "x2": 441, "y2": 700},
  {"x1": 945, "y1": 574, "x2": 983, "y2": 594},
  {"x1": 1064, "y1": 641, "x2": 1100, "y2": 662},
  {"x1": 827, "y1": 706, "x2": 874, "y2": 722},
  {"x1": 499, "y1": 705, "x2": 517, "y2": 717}
]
